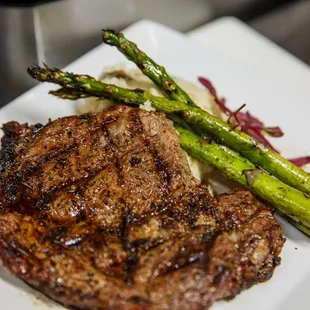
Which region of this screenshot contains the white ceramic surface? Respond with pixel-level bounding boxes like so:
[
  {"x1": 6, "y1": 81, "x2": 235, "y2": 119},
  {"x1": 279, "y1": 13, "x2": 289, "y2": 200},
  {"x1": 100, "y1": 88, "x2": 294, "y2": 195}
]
[{"x1": 1, "y1": 19, "x2": 310, "y2": 310}]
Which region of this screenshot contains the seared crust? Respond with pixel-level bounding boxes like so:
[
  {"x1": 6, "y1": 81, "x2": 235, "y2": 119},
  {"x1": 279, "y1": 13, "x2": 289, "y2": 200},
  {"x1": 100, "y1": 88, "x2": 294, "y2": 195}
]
[{"x1": 0, "y1": 105, "x2": 285, "y2": 309}]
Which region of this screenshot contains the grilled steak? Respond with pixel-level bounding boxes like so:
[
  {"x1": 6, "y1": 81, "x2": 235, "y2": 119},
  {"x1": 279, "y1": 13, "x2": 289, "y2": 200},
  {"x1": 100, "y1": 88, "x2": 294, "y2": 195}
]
[{"x1": 0, "y1": 105, "x2": 285, "y2": 310}]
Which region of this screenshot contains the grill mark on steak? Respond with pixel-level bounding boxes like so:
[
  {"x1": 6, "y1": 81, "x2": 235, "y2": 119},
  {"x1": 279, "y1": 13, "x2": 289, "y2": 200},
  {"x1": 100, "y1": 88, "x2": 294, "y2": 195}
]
[
  {"x1": 101, "y1": 110, "x2": 138, "y2": 282},
  {"x1": 120, "y1": 211, "x2": 140, "y2": 284},
  {"x1": 0, "y1": 105, "x2": 285, "y2": 310},
  {"x1": 117, "y1": 108, "x2": 171, "y2": 284},
  {"x1": 129, "y1": 108, "x2": 169, "y2": 195},
  {"x1": 19, "y1": 146, "x2": 79, "y2": 206},
  {"x1": 152, "y1": 230, "x2": 219, "y2": 279}
]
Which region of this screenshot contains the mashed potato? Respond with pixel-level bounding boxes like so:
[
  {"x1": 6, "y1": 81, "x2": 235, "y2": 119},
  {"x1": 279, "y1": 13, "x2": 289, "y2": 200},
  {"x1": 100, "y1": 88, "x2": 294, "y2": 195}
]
[{"x1": 77, "y1": 64, "x2": 224, "y2": 184}]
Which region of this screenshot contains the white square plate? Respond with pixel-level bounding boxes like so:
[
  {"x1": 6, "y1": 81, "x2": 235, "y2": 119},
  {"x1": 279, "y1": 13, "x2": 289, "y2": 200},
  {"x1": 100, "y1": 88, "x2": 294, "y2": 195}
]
[{"x1": 1, "y1": 20, "x2": 310, "y2": 310}]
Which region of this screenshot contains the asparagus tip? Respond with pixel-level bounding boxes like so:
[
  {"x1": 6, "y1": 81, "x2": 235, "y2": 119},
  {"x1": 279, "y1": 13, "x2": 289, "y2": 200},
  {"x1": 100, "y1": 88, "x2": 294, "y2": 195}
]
[
  {"x1": 102, "y1": 28, "x2": 124, "y2": 45},
  {"x1": 27, "y1": 65, "x2": 43, "y2": 80}
]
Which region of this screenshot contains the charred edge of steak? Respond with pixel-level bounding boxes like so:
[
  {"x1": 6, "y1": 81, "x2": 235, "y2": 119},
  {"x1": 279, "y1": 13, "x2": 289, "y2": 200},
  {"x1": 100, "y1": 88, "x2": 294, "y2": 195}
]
[
  {"x1": 0, "y1": 122, "x2": 30, "y2": 210},
  {"x1": 0, "y1": 122, "x2": 28, "y2": 173}
]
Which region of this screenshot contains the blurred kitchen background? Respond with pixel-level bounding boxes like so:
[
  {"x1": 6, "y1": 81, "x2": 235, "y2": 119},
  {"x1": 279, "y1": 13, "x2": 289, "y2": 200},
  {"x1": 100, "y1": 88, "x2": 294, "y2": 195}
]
[{"x1": 1, "y1": 0, "x2": 309, "y2": 106}]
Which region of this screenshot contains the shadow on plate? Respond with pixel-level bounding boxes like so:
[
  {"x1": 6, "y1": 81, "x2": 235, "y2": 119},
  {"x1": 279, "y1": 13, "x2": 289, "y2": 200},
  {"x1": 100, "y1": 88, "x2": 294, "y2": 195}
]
[{"x1": 276, "y1": 216, "x2": 310, "y2": 245}]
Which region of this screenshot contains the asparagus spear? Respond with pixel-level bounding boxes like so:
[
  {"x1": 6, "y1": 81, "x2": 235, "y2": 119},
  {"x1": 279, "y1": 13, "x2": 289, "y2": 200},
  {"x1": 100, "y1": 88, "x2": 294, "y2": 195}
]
[
  {"x1": 28, "y1": 65, "x2": 185, "y2": 113},
  {"x1": 28, "y1": 65, "x2": 310, "y2": 195},
  {"x1": 176, "y1": 124, "x2": 310, "y2": 230},
  {"x1": 102, "y1": 29, "x2": 195, "y2": 106}
]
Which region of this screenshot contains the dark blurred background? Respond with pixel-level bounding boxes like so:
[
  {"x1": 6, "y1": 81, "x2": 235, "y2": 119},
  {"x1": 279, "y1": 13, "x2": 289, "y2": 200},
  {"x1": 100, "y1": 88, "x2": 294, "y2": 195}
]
[{"x1": 1, "y1": 0, "x2": 309, "y2": 107}]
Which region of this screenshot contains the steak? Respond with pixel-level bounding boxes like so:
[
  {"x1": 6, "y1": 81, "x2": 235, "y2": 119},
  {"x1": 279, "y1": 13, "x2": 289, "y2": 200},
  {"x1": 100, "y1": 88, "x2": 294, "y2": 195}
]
[{"x1": 0, "y1": 105, "x2": 285, "y2": 310}]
